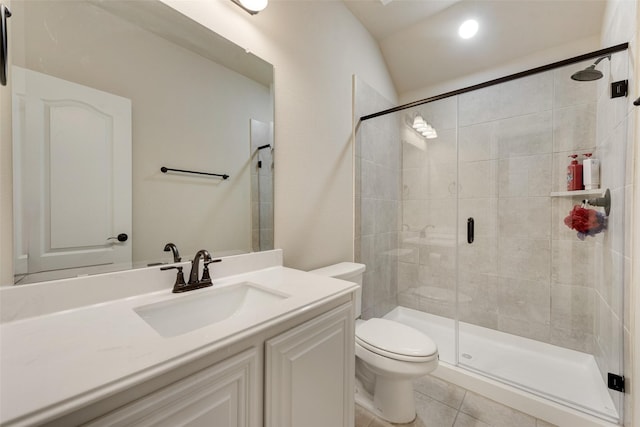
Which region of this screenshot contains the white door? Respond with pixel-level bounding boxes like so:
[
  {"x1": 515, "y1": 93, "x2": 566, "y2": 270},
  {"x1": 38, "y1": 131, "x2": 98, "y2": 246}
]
[{"x1": 12, "y1": 66, "x2": 132, "y2": 274}]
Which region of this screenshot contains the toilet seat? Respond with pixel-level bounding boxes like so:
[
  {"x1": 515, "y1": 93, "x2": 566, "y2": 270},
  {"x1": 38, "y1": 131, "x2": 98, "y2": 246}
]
[{"x1": 356, "y1": 318, "x2": 438, "y2": 362}]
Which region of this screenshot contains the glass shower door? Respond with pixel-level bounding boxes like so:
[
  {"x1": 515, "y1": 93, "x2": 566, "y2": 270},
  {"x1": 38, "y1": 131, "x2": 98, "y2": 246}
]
[
  {"x1": 455, "y1": 53, "x2": 627, "y2": 423},
  {"x1": 396, "y1": 98, "x2": 459, "y2": 365}
]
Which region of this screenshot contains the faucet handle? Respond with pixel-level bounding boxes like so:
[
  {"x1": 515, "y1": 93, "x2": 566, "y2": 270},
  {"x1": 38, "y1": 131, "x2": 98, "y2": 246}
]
[
  {"x1": 201, "y1": 258, "x2": 222, "y2": 283},
  {"x1": 161, "y1": 265, "x2": 187, "y2": 292}
]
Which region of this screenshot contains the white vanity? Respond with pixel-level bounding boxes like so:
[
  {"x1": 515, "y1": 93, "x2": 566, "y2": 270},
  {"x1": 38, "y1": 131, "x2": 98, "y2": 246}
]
[{"x1": 0, "y1": 250, "x2": 357, "y2": 427}]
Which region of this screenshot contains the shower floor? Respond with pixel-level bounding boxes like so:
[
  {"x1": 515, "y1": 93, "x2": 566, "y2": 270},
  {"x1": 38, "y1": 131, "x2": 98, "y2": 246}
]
[{"x1": 384, "y1": 306, "x2": 619, "y2": 423}]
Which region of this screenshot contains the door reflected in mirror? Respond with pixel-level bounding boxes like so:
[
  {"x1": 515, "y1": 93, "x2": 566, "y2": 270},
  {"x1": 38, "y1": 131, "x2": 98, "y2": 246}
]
[{"x1": 10, "y1": 0, "x2": 274, "y2": 284}]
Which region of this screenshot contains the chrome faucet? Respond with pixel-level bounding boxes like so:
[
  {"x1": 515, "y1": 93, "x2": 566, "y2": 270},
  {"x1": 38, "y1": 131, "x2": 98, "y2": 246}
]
[{"x1": 163, "y1": 242, "x2": 181, "y2": 262}]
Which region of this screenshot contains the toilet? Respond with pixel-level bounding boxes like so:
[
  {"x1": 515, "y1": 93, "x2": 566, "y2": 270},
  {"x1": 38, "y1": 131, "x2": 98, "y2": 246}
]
[{"x1": 309, "y1": 262, "x2": 438, "y2": 424}]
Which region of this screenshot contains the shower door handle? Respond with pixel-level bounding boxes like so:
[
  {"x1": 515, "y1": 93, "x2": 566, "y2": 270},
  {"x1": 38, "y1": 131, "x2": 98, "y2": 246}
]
[{"x1": 467, "y1": 217, "x2": 474, "y2": 244}]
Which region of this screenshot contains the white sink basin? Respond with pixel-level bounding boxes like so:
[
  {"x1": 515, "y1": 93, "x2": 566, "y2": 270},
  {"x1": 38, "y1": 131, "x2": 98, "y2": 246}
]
[{"x1": 134, "y1": 282, "x2": 289, "y2": 337}]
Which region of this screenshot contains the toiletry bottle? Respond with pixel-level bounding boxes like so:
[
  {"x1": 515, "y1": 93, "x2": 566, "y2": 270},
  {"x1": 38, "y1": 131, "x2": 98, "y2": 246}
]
[
  {"x1": 567, "y1": 154, "x2": 583, "y2": 191},
  {"x1": 583, "y1": 153, "x2": 600, "y2": 190}
]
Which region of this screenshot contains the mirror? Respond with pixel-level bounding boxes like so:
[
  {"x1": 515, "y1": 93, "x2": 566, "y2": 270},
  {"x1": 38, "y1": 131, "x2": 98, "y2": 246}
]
[{"x1": 9, "y1": 0, "x2": 274, "y2": 284}]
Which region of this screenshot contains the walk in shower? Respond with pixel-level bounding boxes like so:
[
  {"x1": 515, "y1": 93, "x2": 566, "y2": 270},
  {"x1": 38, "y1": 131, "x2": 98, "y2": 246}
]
[{"x1": 354, "y1": 44, "x2": 631, "y2": 424}]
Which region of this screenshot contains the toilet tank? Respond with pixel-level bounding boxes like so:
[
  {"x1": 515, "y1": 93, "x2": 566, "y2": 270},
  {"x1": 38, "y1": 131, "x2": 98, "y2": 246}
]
[{"x1": 308, "y1": 262, "x2": 366, "y2": 318}]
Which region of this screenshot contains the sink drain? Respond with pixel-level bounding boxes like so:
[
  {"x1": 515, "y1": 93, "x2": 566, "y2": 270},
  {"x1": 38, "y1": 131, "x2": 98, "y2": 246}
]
[{"x1": 461, "y1": 353, "x2": 472, "y2": 359}]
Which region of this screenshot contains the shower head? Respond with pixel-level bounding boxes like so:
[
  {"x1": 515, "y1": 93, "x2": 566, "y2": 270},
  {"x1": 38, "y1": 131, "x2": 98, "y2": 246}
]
[
  {"x1": 570, "y1": 55, "x2": 611, "y2": 81},
  {"x1": 571, "y1": 65, "x2": 603, "y2": 81}
]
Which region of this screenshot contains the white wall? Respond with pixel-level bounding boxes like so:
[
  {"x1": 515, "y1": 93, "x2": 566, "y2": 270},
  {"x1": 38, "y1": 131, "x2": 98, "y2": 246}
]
[{"x1": 161, "y1": 0, "x2": 397, "y2": 271}]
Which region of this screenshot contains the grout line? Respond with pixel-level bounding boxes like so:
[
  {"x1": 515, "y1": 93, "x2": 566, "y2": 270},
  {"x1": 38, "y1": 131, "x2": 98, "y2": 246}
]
[
  {"x1": 450, "y1": 409, "x2": 461, "y2": 427},
  {"x1": 458, "y1": 390, "x2": 467, "y2": 410}
]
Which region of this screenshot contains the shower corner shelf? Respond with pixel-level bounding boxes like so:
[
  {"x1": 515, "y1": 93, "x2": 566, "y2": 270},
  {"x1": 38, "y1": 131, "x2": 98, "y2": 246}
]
[
  {"x1": 550, "y1": 189, "x2": 604, "y2": 197},
  {"x1": 552, "y1": 188, "x2": 611, "y2": 216}
]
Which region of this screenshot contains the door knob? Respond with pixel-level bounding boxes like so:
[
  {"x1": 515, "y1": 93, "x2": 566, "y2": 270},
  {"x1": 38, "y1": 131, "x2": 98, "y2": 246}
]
[{"x1": 107, "y1": 233, "x2": 128, "y2": 242}]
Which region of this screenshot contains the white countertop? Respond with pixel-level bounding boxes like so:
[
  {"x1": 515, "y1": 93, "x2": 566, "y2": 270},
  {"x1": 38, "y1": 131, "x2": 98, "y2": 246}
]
[{"x1": 0, "y1": 263, "x2": 357, "y2": 426}]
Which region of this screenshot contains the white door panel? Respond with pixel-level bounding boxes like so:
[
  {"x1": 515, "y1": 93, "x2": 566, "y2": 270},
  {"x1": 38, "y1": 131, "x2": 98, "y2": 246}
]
[{"x1": 12, "y1": 66, "x2": 132, "y2": 274}]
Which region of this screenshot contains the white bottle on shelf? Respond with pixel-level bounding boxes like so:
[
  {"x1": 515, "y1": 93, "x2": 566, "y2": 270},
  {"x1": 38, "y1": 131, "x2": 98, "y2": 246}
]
[{"x1": 583, "y1": 153, "x2": 600, "y2": 190}]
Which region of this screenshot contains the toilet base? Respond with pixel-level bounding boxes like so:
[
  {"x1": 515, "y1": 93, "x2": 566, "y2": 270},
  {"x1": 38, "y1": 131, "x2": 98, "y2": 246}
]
[{"x1": 354, "y1": 377, "x2": 417, "y2": 424}]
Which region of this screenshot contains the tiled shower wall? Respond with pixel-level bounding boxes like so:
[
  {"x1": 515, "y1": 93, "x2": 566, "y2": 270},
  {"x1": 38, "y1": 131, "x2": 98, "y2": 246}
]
[
  {"x1": 354, "y1": 77, "x2": 401, "y2": 319},
  {"x1": 398, "y1": 52, "x2": 630, "y2": 382}
]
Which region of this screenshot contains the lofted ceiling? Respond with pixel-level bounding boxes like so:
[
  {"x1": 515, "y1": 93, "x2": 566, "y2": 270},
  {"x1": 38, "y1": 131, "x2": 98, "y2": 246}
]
[{"x1": 344, "y1": 0, "x2": 607, "y2": 96}]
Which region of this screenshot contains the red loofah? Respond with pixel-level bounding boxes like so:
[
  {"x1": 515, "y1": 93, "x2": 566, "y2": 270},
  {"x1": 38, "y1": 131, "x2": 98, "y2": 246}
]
[{"x1": 564, "y1": 205, "x2": 599, "y2": 233}]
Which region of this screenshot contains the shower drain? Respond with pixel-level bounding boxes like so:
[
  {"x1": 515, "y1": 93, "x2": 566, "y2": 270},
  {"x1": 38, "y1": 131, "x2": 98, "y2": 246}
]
[{"x1": 461, "y1": 353, "x2": 473, "y2": 359}]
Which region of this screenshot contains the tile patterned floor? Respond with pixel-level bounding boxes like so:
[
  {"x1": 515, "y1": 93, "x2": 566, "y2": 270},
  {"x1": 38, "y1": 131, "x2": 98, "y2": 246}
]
[{"x1": 355, "y1": 375, "x2": 558, "y2": 427}]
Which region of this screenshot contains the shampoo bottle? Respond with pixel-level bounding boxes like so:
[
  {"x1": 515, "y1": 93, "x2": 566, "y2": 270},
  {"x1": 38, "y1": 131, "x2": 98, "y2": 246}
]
[
  {"x1": 583, "y1": 153, "x2": 600, "y2": 190},
  {"x1": 567, "y1": 154, "x2": 583, "y2": 191}
]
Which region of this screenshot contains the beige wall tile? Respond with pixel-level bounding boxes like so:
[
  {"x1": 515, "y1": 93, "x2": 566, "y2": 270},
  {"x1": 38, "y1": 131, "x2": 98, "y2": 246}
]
[
  {"x1": 497, "y1": 238, "x2": 550, "y2": 282},
  {"x1": 497, "y1": 316, "x2": 551, "y2": 343},
  {"x1": 550, "y1": 283, "x2": 595, "y2": 330},
  {"x1": 459, "y1": 122, "x2": 498, "y2": 162},
  {"x1": 459, "y1": 85, "x2": 502, "y2": 126},
  {"x1": 497, "y1": 111, "x2": 552, "y2": 158},
  {"x1": 553, "y1": 103, "x2": 597, "y2": 152},
  {"x1": 498, "y1": 197, "x2": 551, "y2": 240},
  {"x1": 551, "y1": 239, "x2": 597, "y2": 288},
  {"x1": 498, "y1": 276, "x2": 551, "y2": 325},
  {"x1": 498, "y1": 72, "x2": 553, "y2": 117},
  {"x1": 459, "y1": 160, "x2": 498, "y2": 199},
  {"x1": 499, "y1": 154, "x2": 553, "y2": 198},
  {"x1": 553, "y1": 60, "x2": 598, "y2": 109},
  {"x1": 550, "y1": 325, "x2": 595, "y2": 354}
]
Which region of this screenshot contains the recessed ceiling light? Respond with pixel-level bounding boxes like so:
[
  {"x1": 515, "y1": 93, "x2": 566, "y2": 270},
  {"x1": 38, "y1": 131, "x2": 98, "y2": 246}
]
[{"x1": 458, "y1": 19, "x2": 479, "y2": 39}]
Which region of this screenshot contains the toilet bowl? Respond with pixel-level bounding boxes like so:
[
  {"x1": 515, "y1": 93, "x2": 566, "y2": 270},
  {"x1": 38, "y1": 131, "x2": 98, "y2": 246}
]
[{"x1": 309, "y1": 262, "x2": 438, "y2": 424}]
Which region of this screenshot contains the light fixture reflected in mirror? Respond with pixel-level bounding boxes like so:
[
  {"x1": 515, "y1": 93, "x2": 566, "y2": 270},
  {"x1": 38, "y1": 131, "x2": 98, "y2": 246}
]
[
  {"x1": 231, "y1": 0, "x2": 268, "y2": 15},
  {"x1": 410, "y1": 115, "x2": 437, "y2": 139}
]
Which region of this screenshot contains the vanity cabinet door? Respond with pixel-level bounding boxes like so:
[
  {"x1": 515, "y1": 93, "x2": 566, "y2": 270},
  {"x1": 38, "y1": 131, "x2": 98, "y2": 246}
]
[
  {"x1": 86, "y1": 347, "x2": 260, "y2": 427},
  {"x1": 265, "y1": 302, "x2": 355, "y2": 427}
]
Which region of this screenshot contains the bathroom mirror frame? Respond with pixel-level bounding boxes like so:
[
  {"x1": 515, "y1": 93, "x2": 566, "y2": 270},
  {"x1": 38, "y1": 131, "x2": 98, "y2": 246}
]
[{"x1": 8, "y1": 0, "x2": 275, "y2": 285}]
